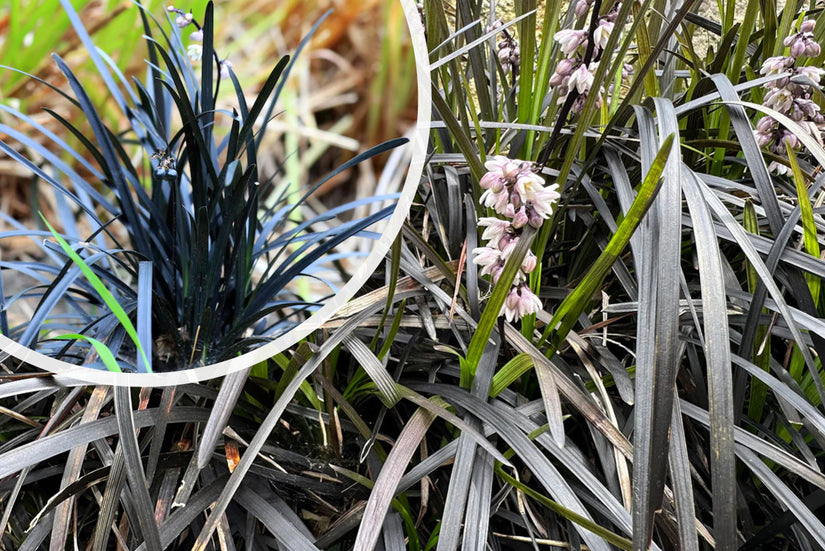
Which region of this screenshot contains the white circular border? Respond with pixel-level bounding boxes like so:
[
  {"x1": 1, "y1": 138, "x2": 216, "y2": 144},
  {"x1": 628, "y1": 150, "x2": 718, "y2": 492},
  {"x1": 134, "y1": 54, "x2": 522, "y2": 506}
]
[{"x1": 0, "y1": 0, "x2": 431, "y2": 387}]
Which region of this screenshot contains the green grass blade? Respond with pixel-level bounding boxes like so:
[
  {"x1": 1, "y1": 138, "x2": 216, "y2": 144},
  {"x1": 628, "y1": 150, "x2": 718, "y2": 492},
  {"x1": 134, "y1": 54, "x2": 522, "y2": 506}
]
[
  {"x1": 540, "y1": 133, "x2": 675, "y2": 352},
  {"x1": 491, "y1": 134, "x2": 673, "y2": 395},
  {"x1": 786, "y1": 145, "x2": 821, "y2": 306},
  {"x1": 464, "y1": 225, "x2": 537, "y2": 384},
  {"x1": 496, "y1": 468, "x2": 633, "y2": 550},
  {"x1": 51, "y1": 335, "x2": 122, "y2": 373},
  {"x1": 40, "y1": 214, "x2": 151, "y2": 373}
]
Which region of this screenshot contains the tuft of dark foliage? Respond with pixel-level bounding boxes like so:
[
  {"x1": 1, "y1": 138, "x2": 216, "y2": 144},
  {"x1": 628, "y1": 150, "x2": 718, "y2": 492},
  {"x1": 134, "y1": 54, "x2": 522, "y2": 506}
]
[{"x1": 0, "y1": 1, "x2": 405, "y2": 373}]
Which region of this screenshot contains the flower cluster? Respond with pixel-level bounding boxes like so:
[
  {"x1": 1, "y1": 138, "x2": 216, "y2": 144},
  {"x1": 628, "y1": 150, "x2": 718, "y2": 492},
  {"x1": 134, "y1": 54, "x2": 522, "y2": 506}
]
[
  {"x1": 754, "y1": 20, "x2": 825, "y2": 174},
  {"x1": 489, "y1": 20, "x2": 520, "y2": 75},
  {"x1": 472, "y1": 156, "x2": 560, "y2": 322},
  {"x1": 549, "y1": 4, "x2": 630, "y2": 113},
  {"x1": 167, "y1": 5, "x2": 231, "y2": 76}
]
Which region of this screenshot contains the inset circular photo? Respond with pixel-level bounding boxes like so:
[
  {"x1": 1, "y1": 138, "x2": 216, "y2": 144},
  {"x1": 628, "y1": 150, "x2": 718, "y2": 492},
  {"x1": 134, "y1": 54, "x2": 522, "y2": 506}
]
[{"x1": 0, "y1": 0, "x2": 429, "y2": 385}]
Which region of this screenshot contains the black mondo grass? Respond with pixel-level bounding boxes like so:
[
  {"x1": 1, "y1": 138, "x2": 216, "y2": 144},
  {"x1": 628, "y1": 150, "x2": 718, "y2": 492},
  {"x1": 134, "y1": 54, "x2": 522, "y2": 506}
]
[
  {"x1": 0, "y1": 1, "x2": 408, "y2": 373},
  {"x1": 8, "y1": 1, "x2": 825, "y2": 551}
]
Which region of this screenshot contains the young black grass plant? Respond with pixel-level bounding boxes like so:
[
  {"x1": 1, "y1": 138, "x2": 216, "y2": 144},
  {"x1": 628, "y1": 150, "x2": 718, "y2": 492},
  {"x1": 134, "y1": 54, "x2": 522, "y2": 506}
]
[{"x1": 0, "y1": 0, "x2": 406, "y2": 373}]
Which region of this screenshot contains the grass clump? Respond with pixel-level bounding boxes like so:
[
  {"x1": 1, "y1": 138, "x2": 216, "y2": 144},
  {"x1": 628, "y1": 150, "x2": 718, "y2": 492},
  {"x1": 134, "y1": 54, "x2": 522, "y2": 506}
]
[{"x1": 0, "y1": 1, "x2": 406, "y2": 372}]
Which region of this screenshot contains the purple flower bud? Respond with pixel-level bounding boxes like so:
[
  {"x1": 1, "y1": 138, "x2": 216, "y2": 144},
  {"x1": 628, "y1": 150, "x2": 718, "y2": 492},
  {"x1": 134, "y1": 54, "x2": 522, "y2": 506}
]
[
  {"x1": 167, "y1": 5, "x2": 177, "y2": 12},
  {"x1": 524, "y1": 208, "x2": 541, "y2": 228},
  {"x1": 503, "y1": 287, "x2": 521, "y2": 320},
  {"x1": 801, "y1": 20, "x2": 816, "y2": 33},
  {"x1": 782, "y1": 132, "x2": 799, "y2": 149},
  {"x1": 189, "y1": 29, "x2": 203, "y2": 41},
  {"x1": 509, "y1": 190, "x2": 523, "y2": 210},
  {"x1": 521, "y1": 251, "x2": 537, "y2": 274},
  {"x1": 556, "y1": 57, "x2": 576, "y2": 76},
  {"x1": 498, "y1": 233, "x2": 517, "y2": 254},
  {"x1": 806, "y1": 42, "x2": 821, "y2": 57},
  {"x1": 220, "y1": 59, "x2": 233, "y2": 79},
  {"x1": 498, "y1": 47, "x2": 512, "y2": 65},
  {"x1": 512, "y1": 206, "x2": 529, "y2": 228},
  {"x1": 499, "y1": 235, "x2": 519, "y2": 260},
  {"x1": 575, "y1": 0, "x2": 590, "y2": 17},
  {"x1": 754, "y1": 131, "x2": 771, "y2": 147},
  {"x1": 622, "y1": 63, "x2": 634, "y2": 80},
  {"x1": 756, "y1": 116, "x2": 775, "y2": 133},
  {"x1": 790, "y1": 39, "x2": 806, "y2": 58},
  {"x1": 799, "y1": 98, "x2": 819, "y2": 118}
]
